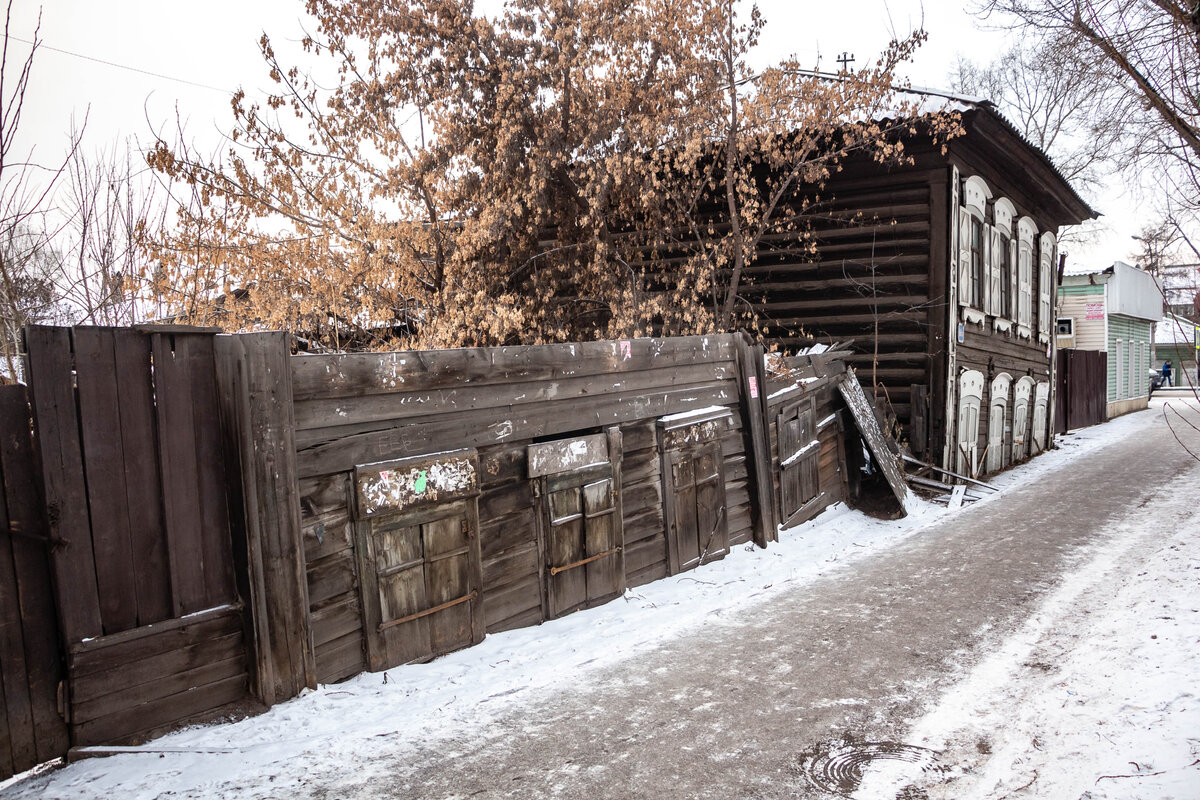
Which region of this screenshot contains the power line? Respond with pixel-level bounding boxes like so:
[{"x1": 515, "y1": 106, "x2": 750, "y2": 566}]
[{"x1": 8, "y1": 35, "x2": 231, "y2": 94}]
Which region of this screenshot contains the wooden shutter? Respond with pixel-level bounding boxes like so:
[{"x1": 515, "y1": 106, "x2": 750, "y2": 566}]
[
  {"x1": 988, "y1": 225, "x2": 1002, "y2": 316},
  {"x1": 530, "y1": 431, "x2": 626, "y2": 620},
  {"x1": 986, "y1": 401, "x2": 1005, "y2": 474},
  {"x1": 540, "y1": 464, "x2": 623, "y2": 619},
  {"x1": 1039, "y1": 241, "x2": 1054, "y2": 337},
  {"x1": 1018, "y1": 244, "x2": 1033, "y2": 328},
  {"x1": 958, "y1": 207, "x2": 973, "y2": 307},
  {"x1": 1009, "y1": 237, "x2": 1019, "y2": 319},
  {"x1": 778, "y1": 399, "x2": 820, "y2": 527},
  {"x1": 354, "y1": 450, "x2": 484, "y2": 670}
]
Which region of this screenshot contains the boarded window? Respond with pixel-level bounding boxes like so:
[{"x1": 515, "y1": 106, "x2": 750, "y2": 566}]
[
  {"x1": 778, "y1": 398, "x2": 820, "y2": 527},
  {"x1": 1012, "y1": 377, "x2": 1034, "y2": 462},
  {"x1": 353, "y1": 450, "x2": 484, "y2": 670},
  {"x1": 529, "y1": 432, "x2": 625, "y2": 620},
  {"x1": 658, "y1": 409, "x2": 732, "y2": 574}
]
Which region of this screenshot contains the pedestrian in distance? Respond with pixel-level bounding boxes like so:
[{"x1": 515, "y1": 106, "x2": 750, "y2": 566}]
[{"x1": 1162, "y1": 360, "x2": 1173, "y2": 387}]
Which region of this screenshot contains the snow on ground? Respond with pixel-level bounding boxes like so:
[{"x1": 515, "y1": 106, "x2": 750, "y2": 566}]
[
  {"x1": 855, "y1": 399, "x2": 1200, "y2": 800},
  {"x1": 2, "y1": 401, "x2": 1194, "y2": 799}
]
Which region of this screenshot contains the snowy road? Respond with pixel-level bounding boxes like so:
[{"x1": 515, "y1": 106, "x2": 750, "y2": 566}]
[{"x1": 5, "y1": 399, "x2": 1199, "y2": 799}]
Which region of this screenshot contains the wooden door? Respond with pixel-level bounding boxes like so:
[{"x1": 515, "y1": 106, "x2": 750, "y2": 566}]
[
  {"x1": 541, "y1": 465, "x2": 623, "y2": 619},
  {"x1": 778, "y1": 399, "x2": 820, "y2": 527},
  {"x1": 362, "y1": 502, "x2": 483, "y2": 667},
  {"x1": 664, "y1": 442, "x2": 729, "y2": 574},
  {"x1": 354, "y1": 450, "x2": 484, "y2": 670}
]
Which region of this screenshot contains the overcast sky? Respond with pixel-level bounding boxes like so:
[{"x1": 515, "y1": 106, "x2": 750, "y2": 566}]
[{"x1": 6, "y1": 0, "x2": 1134, "y2": 265}]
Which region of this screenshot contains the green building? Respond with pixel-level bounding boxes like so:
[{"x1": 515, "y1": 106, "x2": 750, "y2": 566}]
[{"x1": 1057, "y1": 261, "x2": 1163, "y2": 418}]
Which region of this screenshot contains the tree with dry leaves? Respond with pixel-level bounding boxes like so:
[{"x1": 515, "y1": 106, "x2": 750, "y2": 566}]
[{"x1": 147, "y1": 0, "x2": 956, "y2": 351}]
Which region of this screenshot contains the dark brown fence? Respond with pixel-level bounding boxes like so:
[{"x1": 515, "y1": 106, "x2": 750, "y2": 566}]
[
  {"x1": 0, "y1": 385, "x2": 69, "y2": 779},
  {"x1": 1055, "y1": 349, "x2": 1107, "y2": 433},
  {"x1": 3, "y1": 326, "x2": 890, "y2": 772},
  {"x1": 22, "y1": 327, "x2": 249, "y2": 749}
]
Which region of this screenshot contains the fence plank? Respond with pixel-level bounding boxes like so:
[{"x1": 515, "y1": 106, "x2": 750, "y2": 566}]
[
  {"x1": 0, "y1": 452, "x2": 35, "y2": 773},
  {"x1": 735, "y1": 335, "x2": 777, "y2": 546},
  {"x1": 0, "y1": 384, "x2": 69, "y2": 766},
  {"x1": 291, "y1": 335, "x2": 738, "y2": 401},
  {"x1": 152, "y1": 333, "x2": 208, "y2": 616},
  {"x1": 111, "y1": 329, "x2": 172, "y2": 626},
  {"x1": 23, "y1": 325, "x2": 103, "y2": 641},
  {"x1": 296, "y1": 381, "x2": 736, "y2": 478},
  {"x1": 215, "y1": 333, "x2": 315, "y2": 706},
  {"x1": 184, "y1": 335, "x2": 237, "y2": 607},
  {"x1": 73, "y1": 328, "x2": 139, "y2": 634}
]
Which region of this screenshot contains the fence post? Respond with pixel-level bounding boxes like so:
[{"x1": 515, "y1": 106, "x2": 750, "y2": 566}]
[
  {"x1": 214, "y1": 332, "x2": 315, "y2": 705},
  {"x1": 734, "y1": 333, "x2": 777, "y2": 546}
]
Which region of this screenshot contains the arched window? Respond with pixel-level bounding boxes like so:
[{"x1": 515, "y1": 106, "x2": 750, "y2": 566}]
[
  {"x1": 986, "y1": 373, "x2": 1012, "y2": 474},
  {"x1": 1012, "y1": 376, "x2": 1034, "y2": 461},
  {"x1": 957, "y1": 369, "x2": 986, "y2": 477},
  {"x1": 992, "y1": 199, "x2": 1016, "y2": 323},
  {"x1": 958, "y1": 176, "x2": 992, "y2": 319},
  {"x1": 1016, "y1": 217, "x2": 1038, "y2": 337},
  {"x1": 1032, "y1": 381, "x2": 1050, "y2": 453}
]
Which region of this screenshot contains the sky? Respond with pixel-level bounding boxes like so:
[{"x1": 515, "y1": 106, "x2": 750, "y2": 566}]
[{"x1": 5, "y1": 0, "x2": 1139, "y2": 267}]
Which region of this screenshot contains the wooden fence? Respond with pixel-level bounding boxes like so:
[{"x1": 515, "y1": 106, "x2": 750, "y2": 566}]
[
  {"x1": 21, "y1": 327, "x2": 249, "y2": 751},
  {"x1": 1, "y1": 326, "x2": 899, "y2": 775}
]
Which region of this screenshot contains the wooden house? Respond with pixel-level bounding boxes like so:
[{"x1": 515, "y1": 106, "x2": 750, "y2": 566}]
[{"x1": 744, "y1": 95, "x2": 1096, "y2": 477}]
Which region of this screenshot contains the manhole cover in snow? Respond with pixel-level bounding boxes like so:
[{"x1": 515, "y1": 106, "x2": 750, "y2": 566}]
[{"x1": 796, "y1": 736, "x2": 942, "y2": 798}]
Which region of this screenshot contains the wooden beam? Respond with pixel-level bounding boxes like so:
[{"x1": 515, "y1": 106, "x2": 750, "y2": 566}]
[
  {"x1": 215, "y1": 333, "x2": 316, "y2": 706},
  {"x1": 734, "y1": 335, "x2": 777, "y2": 546}
]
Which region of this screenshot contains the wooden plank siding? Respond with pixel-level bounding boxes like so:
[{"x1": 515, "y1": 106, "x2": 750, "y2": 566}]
[
  {"x1": 290, "y1": 335, "x2": 758, "y2": 643},
  {"x1": 743, "y1": 172, "x2": 941, "y2": 451}
]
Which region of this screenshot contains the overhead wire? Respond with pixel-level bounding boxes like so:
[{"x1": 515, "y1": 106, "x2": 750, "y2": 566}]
[{"x1": 7, "y1": 34, "x2": 231, "y2": 94}]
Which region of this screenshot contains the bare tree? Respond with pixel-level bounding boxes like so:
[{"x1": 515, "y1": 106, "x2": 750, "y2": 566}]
[
  {"x1": 0, "y1": 1, "x2": 84, "y2": 379},
  {"x1": 977, "y1": 0, "x2": 1200, "y2": 222}
]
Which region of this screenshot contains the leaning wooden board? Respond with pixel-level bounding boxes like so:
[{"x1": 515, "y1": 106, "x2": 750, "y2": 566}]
[{"x1": 837, "y1": 369, "x2": 911, "y2": 513}]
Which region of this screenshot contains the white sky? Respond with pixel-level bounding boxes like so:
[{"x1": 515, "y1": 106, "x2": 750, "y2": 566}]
[{"x1": 7, "y1": 0, "x2": 1137, "y2": 266}]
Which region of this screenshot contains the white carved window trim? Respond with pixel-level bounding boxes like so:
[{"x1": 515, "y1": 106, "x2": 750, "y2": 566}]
[
  {"x1": 1016, "y1": 216, "x2": 1038, "y2": 338},
  {"x1": 959, "y1": 176, "x2": 992, "y2": 324},
  {"x1": 1038, "y1": 231, "x2": 1056, "y2": 343},
  {"x1": 957, "y1": 369, "x2": 986, "y2": 477},
  {"x1": 993, "y1": 198, "x2": 1016, "y2": 330}
]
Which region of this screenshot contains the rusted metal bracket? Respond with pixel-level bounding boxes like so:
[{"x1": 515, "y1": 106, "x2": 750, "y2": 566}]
[
  {"x1": 378, "y1": 592, "x2": 478, "y2": 631},
  {"x1": 549, "y1": 547, "x2": 621, "y2": 576}
]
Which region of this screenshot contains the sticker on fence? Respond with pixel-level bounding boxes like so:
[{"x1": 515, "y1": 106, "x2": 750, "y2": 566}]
[{"x1": 355, "y1": 449, "x2": 479, "y2": 517}]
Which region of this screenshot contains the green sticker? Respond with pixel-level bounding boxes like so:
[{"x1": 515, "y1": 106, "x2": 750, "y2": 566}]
[{"x1": 414, "y1": 469, "x2": 428, "y2": 494}]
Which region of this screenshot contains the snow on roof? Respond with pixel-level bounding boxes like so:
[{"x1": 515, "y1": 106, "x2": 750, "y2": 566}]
[{"x1": 1155, "y1": 313, "x2": 1197, "y2": 345}]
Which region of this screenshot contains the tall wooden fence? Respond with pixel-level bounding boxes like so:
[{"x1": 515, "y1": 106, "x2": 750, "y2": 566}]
[
  {"x1": 1055, "y1": 349, "x2": 1107, "y2": 433},
  {"x1": 21, "y1": 327, "x2": 249, "y2": 751},
  {"x1": 2, "y1": 326, "x2": 893, "y2": 776}
]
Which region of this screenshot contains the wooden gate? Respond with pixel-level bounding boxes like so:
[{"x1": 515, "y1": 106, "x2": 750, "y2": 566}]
[
  {"x1": 23, "y1": 326, "x2": 249, "y2": 747},
  {"x1": 354, "y1": 450, "x2": 485, "y2": 670},
  {"x1": 1056, "y1": 349, "x2": 1107, "y2": 433},
  {"x1": 0, "y1": 385, "x2": 69, "y2": 779},
  {"x1": 529, "y1": 431, "x2": 625, "y2": 619},
  {"x1": 659, "y1": 410, "x2": 732, "y2": 574}
]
